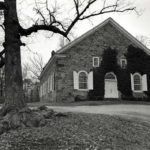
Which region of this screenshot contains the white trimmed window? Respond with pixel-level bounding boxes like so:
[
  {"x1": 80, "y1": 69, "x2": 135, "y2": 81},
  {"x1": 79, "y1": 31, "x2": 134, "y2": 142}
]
[
  {"x1": 93, "y1": 57, "x2": 100, "y2": 67},
  {"x1": 79, "y1": 71, "x2": 88, "y2": 90},
  {"x1": 130, "y1": 73, "x2": 148, "y2": 92},
  {"x1": 120, "y1": 58, "x2": 127, "y2": 69},
  {"x1": 133, "y1": 73, "x2": 142, "y2": 91},
  {"x1": 73, "y1": 71, "x2": 93, "y2": 90}
]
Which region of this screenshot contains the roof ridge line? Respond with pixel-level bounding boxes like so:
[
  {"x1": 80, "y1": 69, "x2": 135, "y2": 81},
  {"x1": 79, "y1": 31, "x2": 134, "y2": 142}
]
[
  {"x1": 56, "y1": 17, "x2": 113, "y2": 54},
  {"x1": 56, "y1": 17, "x2": 150, "y2": 55}
]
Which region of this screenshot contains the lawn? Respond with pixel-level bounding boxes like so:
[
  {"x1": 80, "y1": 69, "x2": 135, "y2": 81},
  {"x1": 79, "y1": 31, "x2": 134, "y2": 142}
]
[{"x1": 0, "y1": 113, "x2": 150, "y2": 150}]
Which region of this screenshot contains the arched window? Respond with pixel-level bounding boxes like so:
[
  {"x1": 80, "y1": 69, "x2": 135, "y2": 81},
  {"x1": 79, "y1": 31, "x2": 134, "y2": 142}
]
[
  {"x1": 78, "y1": 71, "x2": 88, "y2": 90},
  {"x1": 133, "y1": 73, "x2": 142, "y2": 91}
]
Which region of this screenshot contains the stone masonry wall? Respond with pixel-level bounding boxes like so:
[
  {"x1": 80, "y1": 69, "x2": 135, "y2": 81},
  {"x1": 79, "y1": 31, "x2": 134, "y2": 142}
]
[
  {"x1": 55, "y1": 22, "x2": 138, "y2": 102},
  {"x1": 40, "y1": 59, "x2": 57, "y2": 102}
]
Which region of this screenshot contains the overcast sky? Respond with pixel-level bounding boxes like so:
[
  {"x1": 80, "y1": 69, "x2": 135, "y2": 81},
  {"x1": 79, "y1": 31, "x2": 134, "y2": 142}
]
[{"x1": 20, "y1": 0, "x2": 150, "y2": 65}]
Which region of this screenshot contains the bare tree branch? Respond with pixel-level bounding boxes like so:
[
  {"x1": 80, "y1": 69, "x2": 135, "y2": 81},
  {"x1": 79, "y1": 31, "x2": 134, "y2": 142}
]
[
  {"x1": 19, "y1": 0, "x2": 136, "y2": 39},
  {"x1": 25, "y1": 53, "x2": 45, "y2": 80},
  {"x1": 136, "y1": 35, "x2": 150, "y2": 48},
  {"x1": 0, "y1": 25, "x2": 4, "y2": 31},
  {"x1": 0, "y1": 59, "x2": 4, "y2": 68},
  {"x1": 0, "y1": 49, "x2": 5, "y2": 56},
  {"x1": 73, "y1": 0, "x2": 80, "y2": 16},
  {"x1": 65, "y1": 0, "x2": 98, "y2": 35},
  {"x1": 78, "y1": 0, "x2": 136, "y2": 20},
  {"x1": 19, "y1": 24, "x2": 67, "y2": 37},
  {"x1": 80, "y1": 7, "x2": 136, "y2": 20}
]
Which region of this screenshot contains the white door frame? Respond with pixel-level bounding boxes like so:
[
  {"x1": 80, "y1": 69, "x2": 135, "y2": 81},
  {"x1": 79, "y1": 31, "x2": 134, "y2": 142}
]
[{"x1": 104, "y1": 72, "x2": 119, "y2": 98}]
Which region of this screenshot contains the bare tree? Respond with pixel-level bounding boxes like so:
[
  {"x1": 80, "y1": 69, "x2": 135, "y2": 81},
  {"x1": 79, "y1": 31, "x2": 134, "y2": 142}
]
[
  {"x1": 22, "y1": 63, "x2": 29, "y2": 80},
  {"x1": 136, "y1": 35, "x2": 150, "y2": 48},
  {"x1": 27, "y1": 53, "x2": 44, "y2": 80},
  {"x1": 0, "y1": 0, "x2": 136, "y2": 128}
]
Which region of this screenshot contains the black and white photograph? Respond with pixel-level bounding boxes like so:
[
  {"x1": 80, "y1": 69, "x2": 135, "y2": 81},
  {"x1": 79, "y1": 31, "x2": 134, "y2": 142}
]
[{"x1": 0, "y1": 0, "x2": 150, "y2": 149}]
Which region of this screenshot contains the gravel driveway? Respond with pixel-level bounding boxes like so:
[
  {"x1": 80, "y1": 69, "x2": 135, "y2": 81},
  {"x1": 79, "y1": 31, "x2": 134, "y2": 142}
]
[{"x1": 48, "y1": 104, "x2": 150, "y2": 123}]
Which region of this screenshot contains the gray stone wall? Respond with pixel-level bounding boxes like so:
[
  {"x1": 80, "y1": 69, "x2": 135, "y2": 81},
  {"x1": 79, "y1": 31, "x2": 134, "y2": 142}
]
[
  {"x1": 55, "y1": 22, "x2": 136, "y2": 102},
  {"x1": 40, "y1": 59, "x2": 57, "y2": 102}
]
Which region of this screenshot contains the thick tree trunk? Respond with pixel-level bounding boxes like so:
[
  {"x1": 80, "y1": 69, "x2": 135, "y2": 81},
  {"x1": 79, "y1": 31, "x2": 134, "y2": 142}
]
[
  {"x1": 2, "y1": 0, "x2": 26, "y2": 112},
  {"x1": 0, "y1": 1, "x2": 46, "y2": 133}
]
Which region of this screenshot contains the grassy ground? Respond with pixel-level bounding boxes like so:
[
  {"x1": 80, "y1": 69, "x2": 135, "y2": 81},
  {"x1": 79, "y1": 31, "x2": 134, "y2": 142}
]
[
  {"x1": 0, "y1": 113, "x2": 150, "y2": 150},
  {"x1": 28, "y1": 100, "x2": 150, "y2": 107}
]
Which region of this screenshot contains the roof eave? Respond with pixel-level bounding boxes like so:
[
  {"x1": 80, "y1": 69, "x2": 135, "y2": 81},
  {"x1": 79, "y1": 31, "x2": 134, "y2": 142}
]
[{"x1": 39, "y1": 54, "x2": 66, "y2": 80}]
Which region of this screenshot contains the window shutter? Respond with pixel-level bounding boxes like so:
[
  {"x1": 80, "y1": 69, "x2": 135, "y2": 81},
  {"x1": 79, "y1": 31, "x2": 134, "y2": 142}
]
[
  {"x1": 142, "y1": 74, "x2": 148, "y2": 91},
  {"x1": 88, "y1": 71, "x2": 93, "y2": 90},
  {"x1": 41, "y1": 86, "x2": 43, "y2": 97},
  {"x1": 73, "y1": 71, "x2": 79, "y2": 89},
  {"x1": 40, "y1": 86, "x2": 42, "y2": 97},
  {"x1": 42, "y1": 84, "x2": 43, "y2": 96},
  {"x1": 49, "y1": 76, "x2": 51, "y2": 91},
  {"x1": 43, "y1": 83, "x2": 44, "y2": 95},
  {"x1": 46, "y1": 81, "x2": 48, "y2": 94},
  {"x1": 43, "y1": 82, "x2": 45, "y2": 95},
  {"x1": 52, "y1": 73, "x2": 55, "y2": 91},
  {"x1": 49, "y1": 77, "x2": 51, "y2": 92},
  {"x1": 47, "y1": 78, "x2": 49, "y2": 93},
  {"x1": 50, "y1": 75, "x2": 52, "y2": 91},
  {"x1": 41, "y1": 84, "x2": 43, "y2": 97},
  {"x1": 130, "y1": 73, "x2": 134, "y2": 91},
  {"x1": 44, "y1": 82, "x2": 46, "y2": 95},
  {"x1": 43, "y1": 84, "x2": 44, "y2": 95}
]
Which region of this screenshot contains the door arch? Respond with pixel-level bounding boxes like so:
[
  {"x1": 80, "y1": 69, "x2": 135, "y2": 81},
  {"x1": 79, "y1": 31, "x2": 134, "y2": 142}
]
[{"x1": 104, "y1": 72, "x2": 119, "y2": 98}]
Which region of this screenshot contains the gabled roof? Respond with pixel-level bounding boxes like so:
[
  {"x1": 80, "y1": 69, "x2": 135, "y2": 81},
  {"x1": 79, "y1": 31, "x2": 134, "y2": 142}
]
[
  {"x1": 40, "y1": 17, "x2": 150, "y2": 79},
  {"x1": 57, "y1": 17, "x2": 150, "y2": 55}
]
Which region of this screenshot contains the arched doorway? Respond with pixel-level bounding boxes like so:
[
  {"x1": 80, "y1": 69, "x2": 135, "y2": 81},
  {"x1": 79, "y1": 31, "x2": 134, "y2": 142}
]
[{"x1": 104, "y1": 72, "x2": 119, "y2": 98}]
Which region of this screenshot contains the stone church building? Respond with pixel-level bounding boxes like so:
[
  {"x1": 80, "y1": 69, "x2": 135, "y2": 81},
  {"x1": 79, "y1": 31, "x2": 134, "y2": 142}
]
[{"x1": 39, "y1": 18, "x2": 150, "y2": 102}]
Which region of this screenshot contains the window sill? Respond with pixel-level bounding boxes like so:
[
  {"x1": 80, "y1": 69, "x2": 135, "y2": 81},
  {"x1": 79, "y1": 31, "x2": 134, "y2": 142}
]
[
  {"x1": 76, "y1": 89, "x2": 89, "y2": 91},
  {"x1": 133, "y1": 90, "x2": 143, "y2": 93}
]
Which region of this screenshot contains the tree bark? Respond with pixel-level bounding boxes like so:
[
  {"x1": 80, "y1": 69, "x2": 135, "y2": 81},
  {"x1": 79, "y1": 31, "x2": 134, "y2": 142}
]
[{"x1": 3, "y1": 0, "x2": 26, "y2": 111}]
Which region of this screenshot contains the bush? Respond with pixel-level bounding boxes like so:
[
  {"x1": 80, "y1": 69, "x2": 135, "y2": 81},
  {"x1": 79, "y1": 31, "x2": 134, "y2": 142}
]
[{"x1": 38, "y1": 105, "x2": 48, "y2": 111}]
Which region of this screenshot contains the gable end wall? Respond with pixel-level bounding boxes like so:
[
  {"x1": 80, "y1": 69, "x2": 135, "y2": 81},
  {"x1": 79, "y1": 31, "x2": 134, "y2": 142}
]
[{"x1": 55, "y1": 22, "x2": 139, "y2": 102}]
